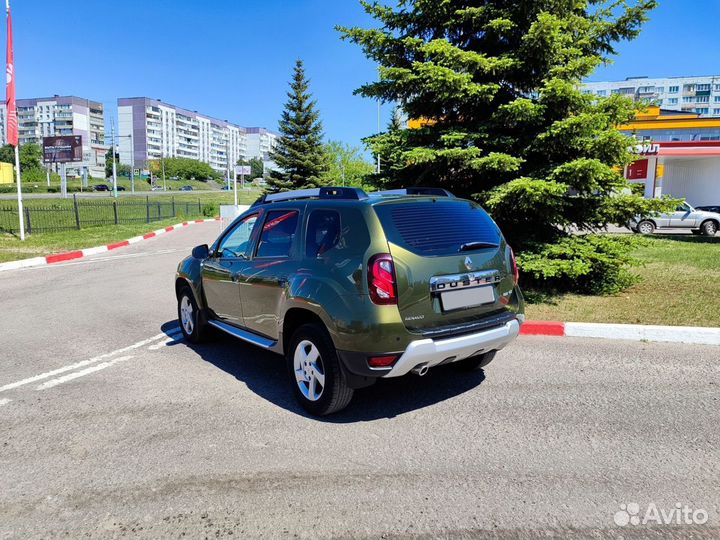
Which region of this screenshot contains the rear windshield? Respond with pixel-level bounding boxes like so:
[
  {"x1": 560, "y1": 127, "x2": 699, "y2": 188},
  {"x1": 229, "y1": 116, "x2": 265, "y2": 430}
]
[{"x1": 373, "y1": 199, "x2": 500, "y2": 256}]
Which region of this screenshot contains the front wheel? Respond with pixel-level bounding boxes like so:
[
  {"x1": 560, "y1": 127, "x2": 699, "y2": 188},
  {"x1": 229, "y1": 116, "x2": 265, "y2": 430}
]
[
  {"x1": 177, "y1": 286, "x2": 209, "y2": 343},
  {"x1": 287, "y1": 324, "x2": 353, "y2": 416},
  {"x1": 700, "y1": 220, "x2": 718, "y2": 236},
  {"x1": 637, "y1": 220, "x2": 655, "y2": 235}
]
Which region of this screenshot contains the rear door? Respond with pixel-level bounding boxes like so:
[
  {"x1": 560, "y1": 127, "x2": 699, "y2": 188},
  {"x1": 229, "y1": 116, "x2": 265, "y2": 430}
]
[{"x1": 372, "y1": 198, "x2": 515, "y2": 332}]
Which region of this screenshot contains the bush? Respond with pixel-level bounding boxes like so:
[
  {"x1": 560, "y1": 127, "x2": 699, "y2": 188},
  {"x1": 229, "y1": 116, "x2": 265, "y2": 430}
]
[
  {"x1": 518, "y1": 235, "x2": 644, "y2": 295},
  {"x1": 202, "y1": 202, "x2": 219, "y2": 217}
]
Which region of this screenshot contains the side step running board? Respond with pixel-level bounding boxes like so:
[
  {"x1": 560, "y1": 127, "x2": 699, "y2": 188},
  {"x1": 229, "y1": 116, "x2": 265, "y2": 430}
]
[{"x1": 207, "y1": 320, "x2": 277, "y2": 349}]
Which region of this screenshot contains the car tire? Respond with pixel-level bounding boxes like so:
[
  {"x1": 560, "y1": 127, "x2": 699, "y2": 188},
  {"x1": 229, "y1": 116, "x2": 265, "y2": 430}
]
[
  {"x1": 700, "y1": 220, "x2": 718, "y2": 236},
  {"x1": 177, "y1": 286, "x2": 209, "y2": 344},
  {"x1": 637, "y1": 220, "x2": 655, "y2": 235},
  {"x1": 453, "y1": 351, "x2": 497, "y2": 371},
  {"x1": 287, "y1": 323, "x2": 353, "y2": 416}
]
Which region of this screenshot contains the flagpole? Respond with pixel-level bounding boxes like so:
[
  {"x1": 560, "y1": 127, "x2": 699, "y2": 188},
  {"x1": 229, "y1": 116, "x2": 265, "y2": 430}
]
[
  {"x1": 14, "y1": 143, "x2": 24, "y2": 240},
  {"x1": 6, "y1": 0, "x2": 24, "y2": 240}
]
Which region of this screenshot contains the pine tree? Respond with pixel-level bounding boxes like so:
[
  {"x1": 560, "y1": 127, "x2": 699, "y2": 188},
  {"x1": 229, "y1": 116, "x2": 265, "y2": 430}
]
[
  {"x1": 339, "y1": 0, "x2": 675, "y2": 293},
  {"x1": 387, "y1": 105, "x2": 403, "y2": 132},
  {"x1": 266, "y1": 59, "x2": 327, "y2": 192}
]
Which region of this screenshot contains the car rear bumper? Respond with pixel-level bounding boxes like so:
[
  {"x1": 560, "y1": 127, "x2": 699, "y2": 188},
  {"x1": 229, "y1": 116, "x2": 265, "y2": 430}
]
[{"x1": 383, "y1": 318, "x2": 520, "y2": 377}]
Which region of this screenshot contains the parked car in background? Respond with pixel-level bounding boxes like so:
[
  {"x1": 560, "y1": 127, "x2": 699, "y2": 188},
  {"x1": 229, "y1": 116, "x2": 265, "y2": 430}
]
[
  {"x1": 696, "y1": 205, "x2": 720, "y2": 214},
  {"x1": 180, "y1": 185, "x2": 194, "y2": 192},
  {"x1": 116, "y1": 186, "x2": 126, "y2": 192},
  {"x1": 630, "y1": 202, "x2": 720, "y2": 236},
  {"x1": 93, "y1": 184, "x2": 110, "y2": 192},
  {"x1": 175, "y1": 186, "x2": 524, "y2": 415}
]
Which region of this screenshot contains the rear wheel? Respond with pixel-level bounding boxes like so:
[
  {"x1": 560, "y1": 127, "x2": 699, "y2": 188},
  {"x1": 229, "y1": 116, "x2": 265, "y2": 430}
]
[
  {"x1": 287, "y1": 324, "x2": 353, "y2": 416},
  {"x1": 453, "y1": 351, "x2": 496, "y2": 371},
  {"x1": 700, "y1": 220, "x2": 718, "y2": 236},
  {"x1": 637, "y1": 220, "x2": 655, "y2": 235},
  {"x1": 177, "y1": 286, "x2": 209, "y2": 343}
]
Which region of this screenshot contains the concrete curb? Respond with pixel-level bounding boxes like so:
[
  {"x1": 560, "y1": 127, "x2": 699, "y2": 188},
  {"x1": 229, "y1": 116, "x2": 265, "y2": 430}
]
[
  {"x1": 520, "y1": 320, "x2": 720, "y2": 346},
  {"x1": 0, "y1": 218, "x2": 219, "y2": 272}
]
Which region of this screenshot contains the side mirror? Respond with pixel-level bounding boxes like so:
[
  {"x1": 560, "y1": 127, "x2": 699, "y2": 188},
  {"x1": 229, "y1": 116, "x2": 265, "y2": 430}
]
[{"x1": 192, "y1": 244, "x2": 210, "y2": 259}]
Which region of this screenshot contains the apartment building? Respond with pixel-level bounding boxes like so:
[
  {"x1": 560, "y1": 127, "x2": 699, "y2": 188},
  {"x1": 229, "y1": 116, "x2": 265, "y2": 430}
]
[
  {"x1": 117, "y1": 97, "x2": 247, "y2": 175},
  {"x1": 0, "y1": 95, "x2": 107, "y2": 177},
  {"x1": 244, "y1": 126, "x2": 279, "y2": 164},
  {"x1": 582, "y1": 76, "x2": 720, "y2": 117}
]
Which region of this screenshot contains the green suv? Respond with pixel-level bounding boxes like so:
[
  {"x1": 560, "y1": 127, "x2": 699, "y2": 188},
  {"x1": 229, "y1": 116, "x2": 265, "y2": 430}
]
[{"x1": 175, "y1": 187, "x2": 524, "y2": 415}]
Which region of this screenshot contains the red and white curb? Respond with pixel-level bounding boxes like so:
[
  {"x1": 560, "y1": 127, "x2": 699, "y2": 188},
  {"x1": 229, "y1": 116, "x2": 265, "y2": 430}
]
[
  {"x1": 520, "y1": 320, "x2": 720, "y2": 346},
  {"x1": 0, "y1": 218, "x2": 219, "y2": 272}
]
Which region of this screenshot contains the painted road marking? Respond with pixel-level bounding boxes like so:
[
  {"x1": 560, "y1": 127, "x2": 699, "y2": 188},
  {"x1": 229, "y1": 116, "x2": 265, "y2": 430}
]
[
  {"x1": 0, "y1": 398, "x2": 11, "y2": 407},
  {"x1": 147, "y1": 329, "x2": 183, "y2": 350},
  {"x1": 36, "y1": 355, "x2": 136, "y2": 390},
  {"x1": 0, "y1": 333, "x2": 169, "y2": 393}
]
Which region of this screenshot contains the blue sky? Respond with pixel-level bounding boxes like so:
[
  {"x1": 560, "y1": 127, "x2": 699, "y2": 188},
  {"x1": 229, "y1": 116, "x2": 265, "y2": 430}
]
[{"x1": 8, "y1": 1, "x2": 720, "y2": 150}]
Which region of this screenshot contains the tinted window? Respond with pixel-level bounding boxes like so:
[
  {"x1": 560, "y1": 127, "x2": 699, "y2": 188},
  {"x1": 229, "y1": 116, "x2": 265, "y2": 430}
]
[
  {"x1": 218, "y1": 214, "x2": 257, "y2": 257},
  {"x1": 255, "y1": 210, "x2": 299, "y2": 258},
  {"x1": 306, "y1": 210, "x2": 341, "y2": 257},
  {"x1": 373, "y1": 200, "x2": 500, "y2": 256}
]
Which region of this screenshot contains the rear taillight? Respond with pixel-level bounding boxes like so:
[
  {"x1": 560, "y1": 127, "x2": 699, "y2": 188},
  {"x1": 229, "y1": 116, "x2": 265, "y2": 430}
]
[
  {"x1": 368, "y1": 253, "x2": 397, "y2": 305},
  {"x1": 510, "y1": 247, "x2": 519, "y2": 285},
  {"x1": 368, "y1": 354, "x2": 399, "y2": 368}
]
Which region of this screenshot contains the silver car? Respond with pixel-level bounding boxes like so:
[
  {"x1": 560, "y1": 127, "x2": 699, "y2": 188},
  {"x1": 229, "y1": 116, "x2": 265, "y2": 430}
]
[{"x1": 630, "y1": 202, "x2": 720, "y2": 236}]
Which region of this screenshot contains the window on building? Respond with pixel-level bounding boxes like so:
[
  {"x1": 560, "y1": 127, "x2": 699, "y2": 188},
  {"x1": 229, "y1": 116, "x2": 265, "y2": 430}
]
[
  {"x1": 668, "y1": 86, "x2": 679, "y2": 93},
  {"x1": 682, "y1": 97, "x2": 693, "y2": 103},
  {"x1": 697, "y1": 96, "x2": 710, "y2": 103},
  {"x1": 697, "y1": 83, "x2": 711, "y2": 91},
  {"x1": 714, "y1": 96, "x2": 720, "y2": 103},
  {"x1": 696, "y1": 108, "x2": 709, "y2": 115},
  {"x1": 655, "y1": 87, "x2": 664, "y2": 93},
  {"x1": 713, "y1": 109, "x2": 720, "y2": 115},
  {"x1": 596, "y1": 90, "x2": 607, "y2": 96},
  {"x1": 667, "y1": 98, "x2": 678, "y2": 105},
  {"x1": 683, "y1": 84, "x2": 695, "y2": 91}
]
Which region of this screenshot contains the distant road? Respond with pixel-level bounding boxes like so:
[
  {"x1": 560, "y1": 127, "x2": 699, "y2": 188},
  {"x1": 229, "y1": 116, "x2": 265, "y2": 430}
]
[{"x1": 0, "y1": 190, "x2": 256, "y2": 200}]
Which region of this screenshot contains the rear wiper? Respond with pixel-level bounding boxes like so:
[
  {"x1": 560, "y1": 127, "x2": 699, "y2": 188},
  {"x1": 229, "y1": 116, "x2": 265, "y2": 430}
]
[{"x1": 458, "y1": 241, "x2": 499, "y2": 252}]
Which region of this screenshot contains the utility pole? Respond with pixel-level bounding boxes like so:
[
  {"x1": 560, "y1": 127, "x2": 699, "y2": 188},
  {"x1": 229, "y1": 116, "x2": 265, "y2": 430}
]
[
  {"x1": 110, "y1": 120, "x2": 118, "y2": 198},
  {"x1": 130, "y1": 131, "x2": 135, "y2": 193},
  {"x1": 161, "y1": 153, "x2": 166, "y2": 191}
]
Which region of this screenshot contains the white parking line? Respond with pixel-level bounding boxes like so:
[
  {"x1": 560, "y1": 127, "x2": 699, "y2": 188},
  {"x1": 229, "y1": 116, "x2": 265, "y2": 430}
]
[
  {"x1": 148, "y1": 333, "x2": 183, "y2": 350},
  {"x1": 36, "y1": 355, "x2": 136, "y2": 390},
  {"x1": 0, "y1": 333, "x2": 169, "y2": 393},
  {"x1": 0, "y1": 398, "x2": 11, "y2": 407}
]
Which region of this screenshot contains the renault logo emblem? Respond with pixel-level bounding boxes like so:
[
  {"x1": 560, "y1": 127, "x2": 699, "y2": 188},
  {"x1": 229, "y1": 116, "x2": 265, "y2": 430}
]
[{"x1": 464, "y1": 256, "x2": 473, "y2": 271}]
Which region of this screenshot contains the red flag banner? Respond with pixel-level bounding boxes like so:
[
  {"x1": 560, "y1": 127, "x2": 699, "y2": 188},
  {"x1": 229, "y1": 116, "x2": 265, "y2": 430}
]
[{"x1": 6, "y1": 0, "x2": 17, "y2": 147}]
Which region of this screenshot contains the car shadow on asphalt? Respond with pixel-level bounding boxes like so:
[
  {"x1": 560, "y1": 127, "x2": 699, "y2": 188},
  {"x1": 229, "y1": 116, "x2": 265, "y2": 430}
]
[{"x1": 160, "y1": 321, "x2": 486, "y2": 422}]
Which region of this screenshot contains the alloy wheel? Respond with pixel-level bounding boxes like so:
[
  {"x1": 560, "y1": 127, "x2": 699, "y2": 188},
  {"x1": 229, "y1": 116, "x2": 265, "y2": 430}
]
[
  {"x1": 293, "y1": 340, "x2": 325, "y2": 401},
  {"x1": 180, "y1": 295, "x2": 194, "y2": 335}
]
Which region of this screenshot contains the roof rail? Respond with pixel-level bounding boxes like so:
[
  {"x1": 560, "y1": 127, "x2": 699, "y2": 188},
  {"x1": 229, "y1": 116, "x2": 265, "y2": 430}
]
[
  {"x1": 370, "y1": 187, "x2": 455, "y2": 198},
  {"x1": 250, "y1": 186, "x2": 368, "y2": 207}
]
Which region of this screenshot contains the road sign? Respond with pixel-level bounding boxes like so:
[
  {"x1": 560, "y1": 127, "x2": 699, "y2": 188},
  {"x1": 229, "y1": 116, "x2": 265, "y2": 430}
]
[{"x1": 235, "y1": 165, "x2": 251, "y2": 176}]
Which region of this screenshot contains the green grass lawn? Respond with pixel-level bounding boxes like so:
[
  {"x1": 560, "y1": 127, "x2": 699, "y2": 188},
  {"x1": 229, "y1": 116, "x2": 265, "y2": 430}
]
[
  {"x1": 0, "y1": 218, "x2": 197, "y2": 263},
  {"x1": 525, "y1": 235, "x2": 720, "y2": 327}
]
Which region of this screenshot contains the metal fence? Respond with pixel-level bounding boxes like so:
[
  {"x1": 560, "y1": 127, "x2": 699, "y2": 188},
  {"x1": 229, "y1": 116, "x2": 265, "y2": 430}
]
[{"x1": 0, "y1": 196, "x2": 210, "y2": 234}]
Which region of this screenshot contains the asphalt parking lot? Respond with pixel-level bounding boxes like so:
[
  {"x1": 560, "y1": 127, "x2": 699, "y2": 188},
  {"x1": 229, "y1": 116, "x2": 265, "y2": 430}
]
[{"x1": 0, "y1": 222, "x2": 718, "y2": 540}]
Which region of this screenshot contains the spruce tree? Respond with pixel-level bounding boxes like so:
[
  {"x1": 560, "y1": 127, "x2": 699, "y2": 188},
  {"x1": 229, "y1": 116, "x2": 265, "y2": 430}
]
[
  {"x1": 266, "y1": 59, "x2": 327, "y2": 192},
  {"x1": 339, "y1": 0, "x2": 675, "y2": 293}
]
